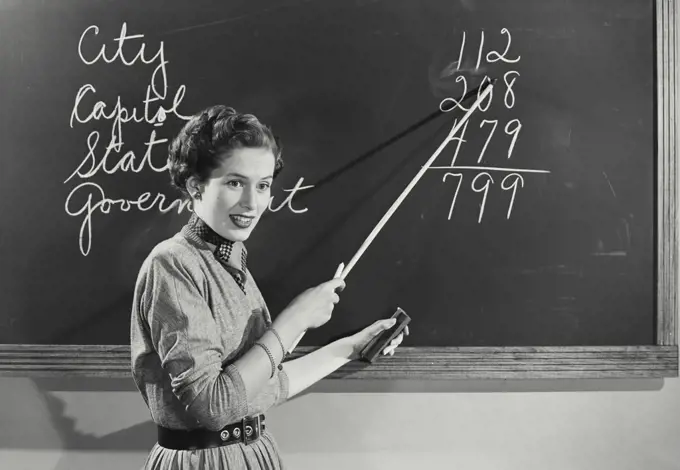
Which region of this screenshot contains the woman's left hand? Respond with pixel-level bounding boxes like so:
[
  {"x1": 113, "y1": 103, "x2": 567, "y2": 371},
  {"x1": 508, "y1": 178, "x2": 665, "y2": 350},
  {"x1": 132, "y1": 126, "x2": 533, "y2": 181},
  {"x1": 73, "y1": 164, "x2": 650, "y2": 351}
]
[{"x1": 345, "y1": 318, "x2": 409, "y2": 361}]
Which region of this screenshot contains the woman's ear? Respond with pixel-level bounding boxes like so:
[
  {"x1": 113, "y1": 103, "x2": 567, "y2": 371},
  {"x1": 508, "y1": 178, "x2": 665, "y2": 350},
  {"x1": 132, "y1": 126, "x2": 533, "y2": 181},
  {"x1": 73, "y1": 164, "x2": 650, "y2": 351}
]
[{"x1": 186, "y1": 177, "x2": 203, "y2": 200}]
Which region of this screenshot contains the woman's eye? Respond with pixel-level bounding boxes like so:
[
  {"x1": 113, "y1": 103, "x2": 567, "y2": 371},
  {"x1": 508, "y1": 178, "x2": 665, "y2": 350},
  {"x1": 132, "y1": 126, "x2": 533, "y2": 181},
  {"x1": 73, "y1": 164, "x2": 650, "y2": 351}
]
[
  {"x1": 258, "y1": 182, "x2": 271, "y2": 191},
  {"x1": 226, "y1": 180, "x2": 243, "y2": 188}
]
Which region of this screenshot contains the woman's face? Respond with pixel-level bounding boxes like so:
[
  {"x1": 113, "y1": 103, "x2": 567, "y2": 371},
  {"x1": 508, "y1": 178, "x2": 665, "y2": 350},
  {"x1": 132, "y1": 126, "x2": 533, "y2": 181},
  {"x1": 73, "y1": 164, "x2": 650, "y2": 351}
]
[{"x1": 191, "y1": 147, "x2": 275, "y2": 242}]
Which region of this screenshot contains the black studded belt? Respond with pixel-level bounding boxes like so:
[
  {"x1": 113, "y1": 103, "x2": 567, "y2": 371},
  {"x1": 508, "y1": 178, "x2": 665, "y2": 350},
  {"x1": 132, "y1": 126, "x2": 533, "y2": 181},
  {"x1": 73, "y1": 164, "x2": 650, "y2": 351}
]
[{"x1": 157, "y1": 415, "x2": 265, "y2": 450}]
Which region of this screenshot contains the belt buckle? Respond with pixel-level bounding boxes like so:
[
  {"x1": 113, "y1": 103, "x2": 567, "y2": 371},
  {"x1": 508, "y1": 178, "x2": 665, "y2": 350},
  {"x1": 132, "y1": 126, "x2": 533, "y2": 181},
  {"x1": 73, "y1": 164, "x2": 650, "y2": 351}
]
[{"x1": 242, "y1": 416, "x2": 259, "y2": 445}]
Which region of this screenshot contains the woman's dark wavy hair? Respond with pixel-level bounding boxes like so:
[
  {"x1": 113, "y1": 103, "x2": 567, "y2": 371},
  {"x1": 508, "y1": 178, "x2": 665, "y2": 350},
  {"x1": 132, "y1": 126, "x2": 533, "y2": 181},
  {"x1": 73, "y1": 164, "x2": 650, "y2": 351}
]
[{"x1": 168, "y1": 105, "x2": 283, "y2": 197}]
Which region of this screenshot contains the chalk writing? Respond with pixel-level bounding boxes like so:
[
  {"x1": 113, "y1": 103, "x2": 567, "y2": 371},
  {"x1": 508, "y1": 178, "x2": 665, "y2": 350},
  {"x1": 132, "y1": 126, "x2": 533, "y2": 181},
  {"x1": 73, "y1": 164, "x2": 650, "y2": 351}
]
[
  {"x1": 505, "y1": 119, "x2": 522, "y2": 158},
  {"x1": 64, "y1": 128, "x2": 169, "y2": 184},
  {"x1": 432, "y1": 28, "x2": 548, "y2": 223},
  {"x1": 479, "y1": 119, "x2": 499, "y2": 163},
  {"x1": 78, "y1": 24, "x2": 170, "y2": 99},
  {"x1": 501, "y1": 173, "x2": 524, "y2": 219},
  {"x1": 65, "y1": 23, "x2": 192, "y2": 255},
  {"x1": 471, "y1": 172, "x2": 494, "y2": 223},
  {"x1": 440, "y1": 169, "x2": 537, "y2": 223},
  {"x1": 65, "y1": 182, "x2": 192, "y2": 256},
  {"x1": 66, "y1": 23, "x2": 312, "y2": 256},
  {"x1": 447, "y1": 118, "x2": 469, "y2": 166},
  {"x1": 485, "y1": 28, "x2": 521, "y2": 64},
  {"x1": 268, "y1": 177, "x2": 314, "y2": 214},
  {"x1": 440, "y1": 30, "x2": 520, "y2": 114},
  {"x1": 503, "y1": 71, "x2": 519, "y2": 108},
  {"x1": 442, "y1": 172, "x2": 463, "y2": 221},
  {"x1": 439, "y1": 76, "x2": 472, "y2": 113}
]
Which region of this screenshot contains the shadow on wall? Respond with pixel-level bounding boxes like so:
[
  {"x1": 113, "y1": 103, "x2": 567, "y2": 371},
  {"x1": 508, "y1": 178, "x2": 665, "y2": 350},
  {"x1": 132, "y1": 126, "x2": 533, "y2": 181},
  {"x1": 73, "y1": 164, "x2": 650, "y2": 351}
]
[
  {"x1": 0, "y1": 376, "x2": 155, "y2": 469},
  {"x1": 33, "y1": 377, "x2": 156, "y2": 451},
  {"x1": 42, "y1": 391, "x2": 155, "y2": 451},
  {"x1": 1, "y1": 377, "x2": 156, "y2": 450}
]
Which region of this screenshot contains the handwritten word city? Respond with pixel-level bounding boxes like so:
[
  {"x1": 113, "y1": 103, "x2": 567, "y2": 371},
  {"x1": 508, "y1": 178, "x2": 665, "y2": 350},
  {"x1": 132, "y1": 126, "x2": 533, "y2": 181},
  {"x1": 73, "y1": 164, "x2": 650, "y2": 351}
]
[
  {"x1": 429, "y1": 28, "x2": 550, "y2": 223},
  {"x1": 64, "y1": 23, "x2": 313, "y2": 256}
]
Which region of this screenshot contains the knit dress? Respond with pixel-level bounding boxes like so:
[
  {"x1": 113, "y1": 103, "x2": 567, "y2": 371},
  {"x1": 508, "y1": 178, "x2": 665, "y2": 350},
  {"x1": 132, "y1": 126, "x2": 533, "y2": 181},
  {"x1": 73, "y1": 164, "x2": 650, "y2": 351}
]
[{"x1": 130, "y1": 218, "x2": 290, "y2": 470}]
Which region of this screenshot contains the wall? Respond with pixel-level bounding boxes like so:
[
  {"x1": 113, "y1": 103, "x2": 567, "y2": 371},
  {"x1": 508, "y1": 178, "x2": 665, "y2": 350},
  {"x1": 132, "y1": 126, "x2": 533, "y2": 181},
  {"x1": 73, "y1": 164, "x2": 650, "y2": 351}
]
[
  {"x1": 1, "y1": 11, "x2": 678, "y2": 470},
  {"x1": 1, "y1": 370, "x2": 679, "y2": 470}
]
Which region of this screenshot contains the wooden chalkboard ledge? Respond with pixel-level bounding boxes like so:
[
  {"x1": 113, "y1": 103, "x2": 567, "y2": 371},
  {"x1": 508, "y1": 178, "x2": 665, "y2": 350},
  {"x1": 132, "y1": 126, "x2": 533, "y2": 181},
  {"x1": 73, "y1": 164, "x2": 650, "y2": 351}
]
[{"x1": 0, "y1": 345, "x2": 676, "y2": 379}]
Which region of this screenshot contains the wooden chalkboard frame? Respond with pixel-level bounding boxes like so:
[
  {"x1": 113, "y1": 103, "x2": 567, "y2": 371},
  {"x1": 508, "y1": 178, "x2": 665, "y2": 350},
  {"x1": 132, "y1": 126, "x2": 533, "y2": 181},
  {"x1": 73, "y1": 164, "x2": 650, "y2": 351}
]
[{"x1": 0, "y1": 0, "x2": 677, "y2": 379}]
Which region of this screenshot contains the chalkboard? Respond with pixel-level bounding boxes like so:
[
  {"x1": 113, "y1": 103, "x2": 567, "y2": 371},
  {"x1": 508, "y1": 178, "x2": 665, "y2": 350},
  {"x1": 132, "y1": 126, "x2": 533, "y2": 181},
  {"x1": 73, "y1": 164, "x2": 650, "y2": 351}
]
[{"x1": 0, "y1": 0, "x2": 677, "y2": 378}]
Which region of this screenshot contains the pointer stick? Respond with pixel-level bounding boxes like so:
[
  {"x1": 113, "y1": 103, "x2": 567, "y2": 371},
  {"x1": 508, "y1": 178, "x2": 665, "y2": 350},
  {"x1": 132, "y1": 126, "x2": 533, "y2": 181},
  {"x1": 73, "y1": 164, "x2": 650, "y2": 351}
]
[
  {"x1": 287, "y1": 82, "x2": 493, "y2": 354},
  {"x1": 339, "y1": 82, "x2": 495, "y2": 279}
]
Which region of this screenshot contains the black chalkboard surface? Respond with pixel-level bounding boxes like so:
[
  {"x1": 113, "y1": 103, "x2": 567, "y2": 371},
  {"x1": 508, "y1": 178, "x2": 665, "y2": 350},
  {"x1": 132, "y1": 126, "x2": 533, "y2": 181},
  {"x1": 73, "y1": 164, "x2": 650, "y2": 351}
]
[{"x1": 0, "y1": 0, "x2": 671, "y2": 361}]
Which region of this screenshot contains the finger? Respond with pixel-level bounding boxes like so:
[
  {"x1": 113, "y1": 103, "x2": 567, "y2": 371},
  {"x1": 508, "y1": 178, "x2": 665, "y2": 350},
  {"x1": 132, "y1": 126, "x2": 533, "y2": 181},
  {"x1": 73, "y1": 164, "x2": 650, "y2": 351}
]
[
  {"x1": 387, "y1": 337, "x2": 402, "y2": 351},
  {"x1": 333, "y1": 263, "x2": 345, "y2": 278},
  {"x1": 367, "y1": 318, "x2": 396, "y2": 337},
  {"x1": 379, "y1": 318, "x2": 397, "y2": 332},
  {"x1": 404, "y1": 325, "x2": 410, "y2": 336},
  {"x1": 391, "y1": 334, "x2": 403, "y2": 347},
  {"x1": 382, "y1": 344, "x2": 396, "y2": 355},
  {"x1": 327, "y1": 278, "x2": 346, "y2": 292},
  {"x1": 383, "y1": 341, "x2": 400, "y2": 355},
  {"x1": 332, "y1": 293, "x2": 340, "y2": 304},
  {"x1": 386, "y1": 335, "x2": 404, "y2": 355}
]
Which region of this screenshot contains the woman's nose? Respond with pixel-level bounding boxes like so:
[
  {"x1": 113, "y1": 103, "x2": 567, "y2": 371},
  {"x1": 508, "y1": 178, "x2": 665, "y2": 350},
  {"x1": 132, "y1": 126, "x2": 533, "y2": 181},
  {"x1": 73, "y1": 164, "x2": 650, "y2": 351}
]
[{"x1": 240, "y1": 187, "x2": 256, "y2": 210}]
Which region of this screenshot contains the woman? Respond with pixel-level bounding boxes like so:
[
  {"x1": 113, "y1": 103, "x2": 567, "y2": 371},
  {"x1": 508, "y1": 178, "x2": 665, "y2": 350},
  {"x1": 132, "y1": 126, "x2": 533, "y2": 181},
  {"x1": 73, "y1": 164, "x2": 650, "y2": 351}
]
[{"x1": 130, "y1": 105, "x2": 406, "y2": 469}]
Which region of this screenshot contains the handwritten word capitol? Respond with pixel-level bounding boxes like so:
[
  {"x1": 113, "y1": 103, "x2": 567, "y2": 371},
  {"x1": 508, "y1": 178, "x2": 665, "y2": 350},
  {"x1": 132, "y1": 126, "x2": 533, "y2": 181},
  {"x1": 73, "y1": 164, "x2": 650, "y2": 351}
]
[
  {"x1": 430, "y1": 28, "x2": 550, "y2": 223},
  {"x1": 64, "y1": 23, "x2": 313, "y2": 256}
]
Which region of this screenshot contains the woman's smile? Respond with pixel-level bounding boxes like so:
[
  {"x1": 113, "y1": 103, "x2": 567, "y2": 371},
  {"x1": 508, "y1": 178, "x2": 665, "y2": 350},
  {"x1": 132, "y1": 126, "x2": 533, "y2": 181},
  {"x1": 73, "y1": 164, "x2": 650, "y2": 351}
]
[{"x1": 229, "y1": 214, "x2": 256, "y2": 229}]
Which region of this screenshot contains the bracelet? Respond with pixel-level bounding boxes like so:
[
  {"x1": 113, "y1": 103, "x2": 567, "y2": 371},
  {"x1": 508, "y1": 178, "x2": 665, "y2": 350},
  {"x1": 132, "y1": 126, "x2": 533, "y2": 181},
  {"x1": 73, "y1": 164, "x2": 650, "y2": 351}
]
[
  {"x1": 268, "y1": 327, "x2": 287, "y2": 356},
  {"x1": 253, "y1": 342, "x2": 277, "y2": 378}
]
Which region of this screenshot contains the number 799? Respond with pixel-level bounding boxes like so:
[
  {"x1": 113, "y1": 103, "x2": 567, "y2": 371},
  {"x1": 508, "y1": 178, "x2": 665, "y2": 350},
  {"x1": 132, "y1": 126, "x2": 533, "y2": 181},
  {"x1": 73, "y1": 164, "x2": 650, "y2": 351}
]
[{"x1": 442, "y1": 172, "x2": 525, "y2": 223}]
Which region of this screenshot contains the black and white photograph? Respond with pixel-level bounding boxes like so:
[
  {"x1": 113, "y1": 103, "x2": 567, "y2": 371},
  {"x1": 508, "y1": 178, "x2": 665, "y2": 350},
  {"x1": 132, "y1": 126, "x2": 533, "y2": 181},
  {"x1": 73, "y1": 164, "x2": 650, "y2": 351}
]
[{"x1": 0, "y1": 1, "x2": 678, "y2": 469}]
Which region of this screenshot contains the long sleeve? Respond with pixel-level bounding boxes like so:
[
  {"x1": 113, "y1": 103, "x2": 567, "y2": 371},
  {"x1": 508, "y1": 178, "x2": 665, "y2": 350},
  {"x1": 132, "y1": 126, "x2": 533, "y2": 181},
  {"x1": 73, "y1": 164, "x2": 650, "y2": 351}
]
[{"x1": 142, "y1": 253, "x2": 249, "y2": 431}]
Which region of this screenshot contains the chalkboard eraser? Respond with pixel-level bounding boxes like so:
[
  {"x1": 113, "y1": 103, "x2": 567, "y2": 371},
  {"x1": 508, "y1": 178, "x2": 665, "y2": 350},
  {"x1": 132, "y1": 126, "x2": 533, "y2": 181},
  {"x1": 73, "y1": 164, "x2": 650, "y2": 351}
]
[{"x1": 359, "y1": 308, "x2": 411, "y2": 363}]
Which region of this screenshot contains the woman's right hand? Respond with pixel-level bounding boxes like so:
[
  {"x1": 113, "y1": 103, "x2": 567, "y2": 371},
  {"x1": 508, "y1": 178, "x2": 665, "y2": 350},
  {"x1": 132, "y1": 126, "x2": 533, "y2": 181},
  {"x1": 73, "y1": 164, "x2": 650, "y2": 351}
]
[{"x1": 283, "y1": 277, "x2": 346, "y2": 330}]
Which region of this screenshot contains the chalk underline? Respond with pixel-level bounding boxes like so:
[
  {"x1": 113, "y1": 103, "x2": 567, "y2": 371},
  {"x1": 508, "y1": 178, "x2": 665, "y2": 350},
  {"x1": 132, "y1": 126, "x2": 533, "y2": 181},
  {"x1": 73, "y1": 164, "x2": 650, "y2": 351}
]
[{"x1": 426, "y1": 165, "x2": 551, "y2": 174}]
